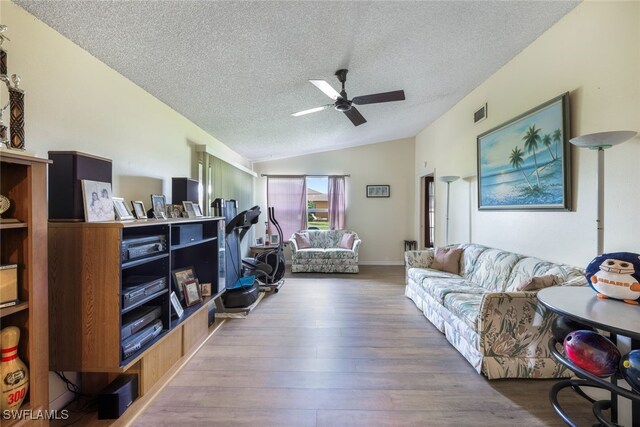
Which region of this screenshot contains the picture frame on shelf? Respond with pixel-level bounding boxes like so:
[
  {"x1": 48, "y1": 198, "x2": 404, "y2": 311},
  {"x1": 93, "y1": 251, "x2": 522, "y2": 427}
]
[
  {"x1": 81, "y1": 180, "x2": 115, "y2": 222},
  {"x1": 172, "y1": 266, "x2": 197, "y2": 302},
  {"x1": 366, "y1": 185, "x2": 390, "y2": 198},
  {"x1": 270, "y1": 234, "x2": 280, "y2": 245},
  {"x1": 112, "y1": 197, "x2": 135, "y2": 220},
  {"x1": 477, "y1": 92, "x2": 571, "y2": 211},
  {"x1": 182, "y1": 279, "x2": 202, "y2": 307},
  {"x1": 131, "y1": 200, "x2": 147, "y2": 219},
  {"x1": 150, "y1": 194, "x2": 167, "y2": 219},
  {"x1": 182, "y1": 201, "x2": 196, "y2": 218},
  {"x1": 170, "y1": 291, "x2": 184, "y2": 318},
  {"x1": 193, "y1": 204, "x2": 203, "y2": 217},
  {"x1": 200, "y1": 282, "x2": 212, "y2": 297},
  {"x1": 167, "y1": 204, "x2": 183, "y2": 218},
  {"x1": 255, "y1": 237, "x2": 264, "y2": 246}
]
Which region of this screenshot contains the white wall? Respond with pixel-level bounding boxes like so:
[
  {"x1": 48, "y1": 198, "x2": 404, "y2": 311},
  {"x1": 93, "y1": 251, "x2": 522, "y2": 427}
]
[
  {"x1": 1, "y1": 1, "x2": 250, "y2": 410},
  {"x1": 1, "y1": 2, "x2": 250, "y2": 204},
  {"x1": 254, "y1": 137, "x2": 416, "y2": 265},
  {"x1": 414, "y1": 1, "x2": 640, "y2": 267}
]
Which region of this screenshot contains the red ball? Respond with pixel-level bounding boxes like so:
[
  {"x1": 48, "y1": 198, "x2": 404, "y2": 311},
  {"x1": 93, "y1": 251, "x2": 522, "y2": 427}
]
[{"x1": 564, "y1": 330, "x2": 621, "y2": 377}]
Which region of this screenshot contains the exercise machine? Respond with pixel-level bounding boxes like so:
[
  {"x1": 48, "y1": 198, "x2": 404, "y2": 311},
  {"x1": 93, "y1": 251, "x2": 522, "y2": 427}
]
[
  {"x1": 243, "y1": 206, "x2": 285, "y2": 292},
  {"x1": 212, "y1": 198, "x2": 261, "y2": 313}
]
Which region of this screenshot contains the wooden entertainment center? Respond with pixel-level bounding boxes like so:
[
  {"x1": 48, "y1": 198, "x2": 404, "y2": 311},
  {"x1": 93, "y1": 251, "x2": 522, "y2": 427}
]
[{"x1": 48, "y1": 217, "x2": 226, "y2": 417}]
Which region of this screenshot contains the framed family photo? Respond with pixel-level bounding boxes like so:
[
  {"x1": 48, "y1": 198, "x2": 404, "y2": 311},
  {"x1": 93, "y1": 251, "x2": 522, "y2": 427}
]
[
  {"x1": 172, "y1": 266, "x2": 197, "y2": 302},
  {"x1": 477, "y1": 92, "x2": 571, "y2": 211},
  {"x1": 81, "y1": 180, "x2": 115, "y2": 222}
]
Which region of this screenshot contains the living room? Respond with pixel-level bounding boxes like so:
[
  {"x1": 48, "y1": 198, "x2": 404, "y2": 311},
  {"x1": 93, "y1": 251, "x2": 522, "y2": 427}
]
[{"x1": 1, "y1": 0, "x2": 639, "y2": 426}]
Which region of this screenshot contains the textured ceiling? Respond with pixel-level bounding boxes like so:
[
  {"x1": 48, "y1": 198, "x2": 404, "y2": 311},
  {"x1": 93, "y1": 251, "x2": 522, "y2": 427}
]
[{"x1": 16, "y1": 1, "x2": 579, "y2": 162}]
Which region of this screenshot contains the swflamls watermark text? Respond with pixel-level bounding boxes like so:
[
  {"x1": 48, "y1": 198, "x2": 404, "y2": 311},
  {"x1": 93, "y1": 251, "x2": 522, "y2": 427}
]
[{"x1": 2, "y1": 409, "x2": 70, "y2": 420}]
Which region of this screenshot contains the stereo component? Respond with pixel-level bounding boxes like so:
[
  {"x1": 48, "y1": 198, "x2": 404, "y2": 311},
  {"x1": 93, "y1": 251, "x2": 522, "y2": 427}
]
[
  {"x1": 122, "y1": 277, "x2": 167, "y2": 309},
  {"x1": 121, "y1": 320, "x2": 163, "y2": 358},
  {"x1": 121, "y1": 235, "x2": 166, "y2": 262},
  {"x1": 121, "y1": 306, "x2": 162, "y2": 340}
]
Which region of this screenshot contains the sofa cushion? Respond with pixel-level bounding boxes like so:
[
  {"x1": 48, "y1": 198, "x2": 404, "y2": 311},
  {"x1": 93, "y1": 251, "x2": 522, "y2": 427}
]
[
  {"x1": 466, "y1": 249, "x2": 521, "y2": 292},
  {"x1": 337, "y1": 232, "x2": 355, "y2": 249},
  {"x1": 294, "y1": 232, "x2": 312, "y2": 249},
  {"x1": 458, "y1": 243, "x2": 488, "y2": 278},
  {"x1": 432, "y1": 247, "x2": 463, "y2": 274},
  {"x1": 420, "y1": 277, "x2": 485, "y2": 304},
  {"x1": 293, "y1": 248, "x2": 356, "y2": 260},
  {"x1": 505, "y1": 257, "x2": 587, "y2": 291},
  {"x1": 407, "y1": 268, "x2": 459, "y2": 285},
  {"x1": 515, "y1": 275, "x2": 560, "y2": 291},
  {"x1": 443, "y1": 292, "x2": 484, "y2": 331}
]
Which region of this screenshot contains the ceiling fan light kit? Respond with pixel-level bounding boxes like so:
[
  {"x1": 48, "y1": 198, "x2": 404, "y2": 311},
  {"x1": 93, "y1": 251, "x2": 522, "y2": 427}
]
[{"x1": 292, "y1": 69, "x2": 405, "y2": 126}]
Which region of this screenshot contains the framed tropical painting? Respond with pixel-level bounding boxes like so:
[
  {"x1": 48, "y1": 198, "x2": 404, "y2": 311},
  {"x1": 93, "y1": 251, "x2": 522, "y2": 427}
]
[{"x1": 477, "y1": 93, "x2": 571, "y2": 211}]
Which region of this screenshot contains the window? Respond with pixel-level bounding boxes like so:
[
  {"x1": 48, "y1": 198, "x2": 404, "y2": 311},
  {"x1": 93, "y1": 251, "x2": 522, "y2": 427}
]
[{"x1": 306, "y1": 177, "x2": 329, "y2": 230}]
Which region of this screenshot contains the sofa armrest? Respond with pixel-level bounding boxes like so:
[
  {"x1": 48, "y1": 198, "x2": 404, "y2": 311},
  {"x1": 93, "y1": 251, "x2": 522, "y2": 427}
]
[
  {"x1": 404, "y1": 249, "x2": 434, "y2": 269},
  {"x1": 288, "y1": 238, "x2": 299, "y2": 253},
  {"x1": 352, "y1": 238, "x2": 362, "y2": 253},
  {"x1": 478, "y1": 291, "x2": 556, "y2": 359}
]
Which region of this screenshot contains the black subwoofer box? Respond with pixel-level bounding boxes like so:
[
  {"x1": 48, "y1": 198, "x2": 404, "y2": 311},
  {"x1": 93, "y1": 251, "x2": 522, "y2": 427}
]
[
  {"x1": 172, "y1": 177, "x2": 199, "y2": 205},
  {"x1": 97, "y1": 374, "x2": 138, "y2": 419},
  {"x1": 172, "y1": 223, "x2": 203, "y2": 245},
  {"x1": 48, "y1": 151, "x2": 112, "y2": 221}
]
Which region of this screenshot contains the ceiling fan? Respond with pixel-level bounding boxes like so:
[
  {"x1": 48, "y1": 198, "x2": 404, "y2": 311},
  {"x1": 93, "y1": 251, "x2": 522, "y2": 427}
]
[{"x1": 291, "y1": 69, "x2": 405, "y2": 126}]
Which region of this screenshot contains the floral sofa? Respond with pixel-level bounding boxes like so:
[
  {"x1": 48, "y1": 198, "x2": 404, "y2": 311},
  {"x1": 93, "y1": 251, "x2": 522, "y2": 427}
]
[
  {"x1": 405, "y1": 243, "x2": 587, "y2": 379},
  {"x1": 289, "y1": 229, "x2": 361, "y2": 273}
]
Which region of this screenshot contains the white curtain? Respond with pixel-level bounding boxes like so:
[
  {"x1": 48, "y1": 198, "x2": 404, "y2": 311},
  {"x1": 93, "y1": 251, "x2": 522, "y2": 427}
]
[{"x1": 266, "y1": 176, "x2": 307, "y2": 238}]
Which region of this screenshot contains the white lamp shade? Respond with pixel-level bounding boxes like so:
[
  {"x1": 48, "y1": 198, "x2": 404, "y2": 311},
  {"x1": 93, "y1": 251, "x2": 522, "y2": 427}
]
[
  {"x1": 570, "y1": 130, "x2": 637, "y2": 149},
  {"x1": 439, "y1": 175, "x2": 460, "y2": 183}
]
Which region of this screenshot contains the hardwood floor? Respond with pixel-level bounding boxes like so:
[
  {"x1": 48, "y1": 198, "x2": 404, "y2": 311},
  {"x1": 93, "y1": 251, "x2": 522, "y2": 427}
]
[{"x1": 134, "y1": 266, "x2": 593, "y2": 426}]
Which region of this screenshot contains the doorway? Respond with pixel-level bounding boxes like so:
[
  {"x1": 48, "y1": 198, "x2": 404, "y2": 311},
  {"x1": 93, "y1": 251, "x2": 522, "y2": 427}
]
[{"x1": 420, "y1": 174, "x2": 435, "y2": 249}]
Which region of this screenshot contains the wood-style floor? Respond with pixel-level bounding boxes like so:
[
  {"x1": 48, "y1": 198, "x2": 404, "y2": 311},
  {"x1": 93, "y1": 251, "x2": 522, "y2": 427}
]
[{"x1": 134, "y1": 266, "x2": 592, "y2": 426}]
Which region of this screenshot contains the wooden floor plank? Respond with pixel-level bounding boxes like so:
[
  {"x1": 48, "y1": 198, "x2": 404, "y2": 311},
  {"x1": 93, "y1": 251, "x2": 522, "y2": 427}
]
[{"x1": 134, "y1": 266, "x2": 594, "y2": 426}]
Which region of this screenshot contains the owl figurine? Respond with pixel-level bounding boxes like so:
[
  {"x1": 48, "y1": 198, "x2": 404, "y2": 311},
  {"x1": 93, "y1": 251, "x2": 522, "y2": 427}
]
[{"x1": 586, "y1": 252, "x2": 640, "y2": 305}]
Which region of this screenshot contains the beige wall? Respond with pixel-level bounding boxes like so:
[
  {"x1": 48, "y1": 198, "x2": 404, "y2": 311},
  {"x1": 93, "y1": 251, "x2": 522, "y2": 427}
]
[
  {"x1": 414, "y1": 1, "x2": 640, "y2": 267},
  {"x1": 1, "y1": 2, "x2": 249, "y2": 204},
  {"x1": 1, "y1": 1, "x2": 250, "y2": 410},
  {"x1": 254, "y1": 137, "x2": 416, "y2": 265}
]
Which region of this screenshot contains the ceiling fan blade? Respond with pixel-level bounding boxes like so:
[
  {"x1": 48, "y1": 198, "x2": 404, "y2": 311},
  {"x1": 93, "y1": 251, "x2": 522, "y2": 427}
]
[
  {"x1": 344, "y1": 107, "x2": 367, "y2": 126},
  {"x1": 352, "y1": 90, "x2": 405, "y2": 105},
  {"x1": 309, "y1": 79, "x2": 342, "y2": 101},
  {"x1": 291, "y1": 105, "x2": 332, "y2": 117}
]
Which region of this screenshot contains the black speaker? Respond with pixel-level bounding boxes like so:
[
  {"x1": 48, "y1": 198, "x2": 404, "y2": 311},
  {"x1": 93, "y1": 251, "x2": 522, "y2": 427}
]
[
  {"x1": 97, "y1": 374, "x2": 138, "y2": 419},
  {"x1": 172, "y1": 223, "x2": 203, "y2": 244},
  {"x1": 48, "y1": 151, "x2": 112, "y2": 221},
  {"x1": 172, "y1": 177, "x2": 199, "y2": 204}
]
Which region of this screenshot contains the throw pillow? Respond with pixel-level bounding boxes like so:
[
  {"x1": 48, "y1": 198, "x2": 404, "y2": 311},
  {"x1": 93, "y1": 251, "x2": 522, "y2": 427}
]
[
  {"x1": 294, "y1": 232, "x2": 312, "y2": 249},
  {"x1": 337, "y1": 233, "x2": 355, "y2": 250},
  {"x1": 516, "y1": 274, "x2": 559, "y2": 291},
  {"x1": 431, "y1": 247, "x2": 462, "y2": 274}
]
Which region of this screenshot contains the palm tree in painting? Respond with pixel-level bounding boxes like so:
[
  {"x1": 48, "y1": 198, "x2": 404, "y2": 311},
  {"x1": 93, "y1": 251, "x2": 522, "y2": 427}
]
[
  {"x1": 523, "y1": 125, "x2": 542, "y2": 188},
  {"x1": 542, "y1": 133, "x2": 556, "y2": 160},
  {"x1": 553, "y1": 128, "x2": 562, "y2": 159},
  {"x1": 509, "y1": 146, "x2": 533, "y2": 190}
]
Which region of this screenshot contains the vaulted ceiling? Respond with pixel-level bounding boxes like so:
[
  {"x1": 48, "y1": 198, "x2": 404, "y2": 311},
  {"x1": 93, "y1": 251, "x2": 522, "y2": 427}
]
[{"x1": 16, "y1": 1, "x2": 579, "y2": 161}]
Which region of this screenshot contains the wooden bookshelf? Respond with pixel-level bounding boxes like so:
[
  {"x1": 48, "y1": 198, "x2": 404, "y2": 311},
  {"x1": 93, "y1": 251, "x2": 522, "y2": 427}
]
[{"x1": 0, "y1": 150, "x2": 50, "y2": 426}]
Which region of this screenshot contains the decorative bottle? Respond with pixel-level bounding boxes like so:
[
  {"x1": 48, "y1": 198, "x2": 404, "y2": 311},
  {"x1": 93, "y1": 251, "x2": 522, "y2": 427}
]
[{"x1": 1, "y1": 326, "x2": 29, "y2": 411}]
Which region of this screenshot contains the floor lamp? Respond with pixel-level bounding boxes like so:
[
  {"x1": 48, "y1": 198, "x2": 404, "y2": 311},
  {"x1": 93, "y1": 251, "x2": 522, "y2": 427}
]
[
  {"x1": 440, "y1": 175, "x2": 460, "y2": 246},
  {"x1": 570, "y1": 130, "x2": 637, "y2": 255}
]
